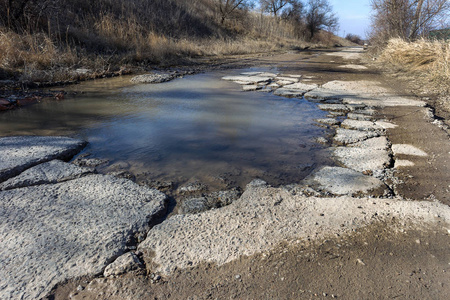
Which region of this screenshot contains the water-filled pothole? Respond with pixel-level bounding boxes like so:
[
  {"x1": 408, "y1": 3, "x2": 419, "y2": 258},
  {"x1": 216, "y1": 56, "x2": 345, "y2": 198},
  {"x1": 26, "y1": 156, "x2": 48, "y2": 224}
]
[{"x1": 0, "y1": 68, "x2": 334, "y2": 191}]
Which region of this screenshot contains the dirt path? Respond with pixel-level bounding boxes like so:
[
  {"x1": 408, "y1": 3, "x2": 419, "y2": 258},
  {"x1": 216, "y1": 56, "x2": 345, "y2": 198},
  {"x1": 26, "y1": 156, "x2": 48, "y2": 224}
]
[{"x1": 49, "y1": 48, "x2": 450, "y2": 300}]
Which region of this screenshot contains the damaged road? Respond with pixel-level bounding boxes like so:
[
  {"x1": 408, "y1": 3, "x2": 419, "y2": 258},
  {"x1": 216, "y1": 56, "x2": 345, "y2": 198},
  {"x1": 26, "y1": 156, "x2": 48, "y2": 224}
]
[{"x1": 1, "y1": 47, "x2": 450, "y2": 299}]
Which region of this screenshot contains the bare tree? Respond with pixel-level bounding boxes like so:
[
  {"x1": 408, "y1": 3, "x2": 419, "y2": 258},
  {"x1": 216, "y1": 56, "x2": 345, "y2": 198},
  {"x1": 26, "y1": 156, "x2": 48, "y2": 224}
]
[
  {"x1": 305, "y1": 0, "x2": 338, "y2": 39},
  {"x1": 260, "y1": 0, "x2": 291, "y2": 17},
  {"x1": 345, "y1": 33, "x2": 364, "y2": 45},
  {"x1": 370, "y1": 0, "x2": 450, "y2": 41},
  {"x1": 215, "y1": 0, "x2": 251, "y2": 24},
  {"x1": 281, "y1": 0, "x2": 305, "y2": 20}
]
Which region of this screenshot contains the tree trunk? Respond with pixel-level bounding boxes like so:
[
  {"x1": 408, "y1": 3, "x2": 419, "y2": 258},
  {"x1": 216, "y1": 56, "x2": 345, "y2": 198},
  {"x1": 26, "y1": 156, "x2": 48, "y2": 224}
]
[{"x1": 409, "y1": 0, "x2": 424, "y2": 40}]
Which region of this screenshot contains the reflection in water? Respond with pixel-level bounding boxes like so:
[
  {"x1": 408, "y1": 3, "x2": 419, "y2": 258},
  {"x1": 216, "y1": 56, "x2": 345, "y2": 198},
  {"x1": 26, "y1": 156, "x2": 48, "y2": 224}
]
[{"x1": 0, "y1": 70, "x2": 332, "y2": 189}]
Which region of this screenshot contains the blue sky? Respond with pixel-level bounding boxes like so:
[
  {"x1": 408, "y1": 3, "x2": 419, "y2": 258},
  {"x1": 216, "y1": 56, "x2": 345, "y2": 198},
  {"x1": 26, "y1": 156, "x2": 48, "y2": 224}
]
[{"x1": 330, "y1": 0, "x2": 372, "y2": 38}]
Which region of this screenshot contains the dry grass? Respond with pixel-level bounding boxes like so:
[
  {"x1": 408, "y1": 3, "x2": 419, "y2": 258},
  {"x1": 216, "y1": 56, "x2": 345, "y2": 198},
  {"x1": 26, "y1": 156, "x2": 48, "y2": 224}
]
[
  {"x1": 0, "y1": 0, "x2": 341, "y2": 83},
  {"x1": 0, "y1": 30, "x2": 79, "y2": 81},
  {"x1": 0, "y1": 23, "x2": 307, "y2": 82},
  {"x1": 380, "y1": 38, "x2": 450, "y2": 92}
]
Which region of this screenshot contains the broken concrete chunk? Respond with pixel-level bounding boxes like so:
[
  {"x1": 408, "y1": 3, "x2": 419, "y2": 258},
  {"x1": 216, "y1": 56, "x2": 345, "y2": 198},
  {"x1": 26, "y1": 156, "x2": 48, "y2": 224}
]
[
  {"x1": 179, "y1": 188, "x2": 242, "y2": 215},
  {"x1": 343, "y1": 96, "x2": 426, "y2": 107},
  {"x1": 179, "y1": 197, "x2": 210, "y2": 214},
  {"x1": 348, "y1": 137, "x2": 390, "y2": 150},
  {"x1": 277, "y1": 80, "x2": 297, "y2": 86},
  {"x1": 347, "y1": 113, "x2": 374, "y2": 121},
  {"x1": 131, "y1": 72, "x2": 177, "y2": 84},
  {"x1": 242, "y1": 85, "x2": 262, "y2": 92},
  {"x1": 315, "y1": 118, "x2": 340, "y2": 126},
  {"x1": 333, "y1": 147, "x2": 392, "y2": 173},
  {"x1": 341, "y1": 119, "x2": 383, "y2": 131},
  {"x1": 222, "y1": 75, "x2": 273, "y2": 84},
  {"x1": 394, "y1": 159, "x2": 415, "y2": 168},
  {"x1": 375, "y1": 121, "x2": 398, "y2": 129},
  {"x1": 286, "y1": 74, "x2": 302, "y2": 78},
  {"x1": 305, "y1": 88, "x2": 356, "y2": 101},
  {"x1": 103, "y1": 252, "x2": 144, "y2": 277},
  {"x1": 0, "y1": 174, "x2": 167, "y2": 300},
  {"x1": 304, "y1": 166, "x2": 389, "y2": 196},
  {"x1": 318, "y1": 104, "x2": 350, "y2": 112},
  {"x1": 334, "y1": 128, "x2": 380, "y2": 145},
  {"x1": 178, "y1": 182, "x2": 207, "y2": 194},
  {"x1": 273, "y1": 83, "x2": 318, "y2": 98},
  {"x1": 138, "y1": 175, "x2": 448, "y2": 278},
  {"x1": 246, "y1": 179, "x2": 268, "y2": 188},
  {"x1": 392, "y1": 144, "x2": 428, "y2": 156},
  {"x1": 355, "y1": 108, "x2": 377, "y2": 115},
  {"x1": 0, "y1": 136, "x2": 87, "y2": 182},
  {"x1": 258, "y1": 72, "x2": 278, "y2": 77},
  {"x1": 315, "y1": 137, "x2": 329, "y2": 145},
  {"x1": 206, "y1": 188, "x2": 242, "y2": 207},
  {"x1": 72, "y1": 157, "x2": 109, "y2": 167},
  {"x1": 276, "y1": 76, "x2": 299, "y2": 82},
  {"x1": 0, "y1": 160, "x2": 93, "y2": 190}
]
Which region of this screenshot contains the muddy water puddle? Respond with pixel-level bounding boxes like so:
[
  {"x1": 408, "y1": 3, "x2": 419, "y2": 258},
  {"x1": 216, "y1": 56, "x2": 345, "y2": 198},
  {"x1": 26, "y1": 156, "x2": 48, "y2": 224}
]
[{"x1": 0, "y1": 69, "x2": 333, "y2": 190}]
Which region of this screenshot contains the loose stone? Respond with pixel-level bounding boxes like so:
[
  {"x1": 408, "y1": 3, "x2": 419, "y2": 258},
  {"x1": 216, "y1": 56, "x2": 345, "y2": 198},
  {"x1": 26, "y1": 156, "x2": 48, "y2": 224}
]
[{"x1": 103, "y1": 252, "x2": 144, "y2": 277}]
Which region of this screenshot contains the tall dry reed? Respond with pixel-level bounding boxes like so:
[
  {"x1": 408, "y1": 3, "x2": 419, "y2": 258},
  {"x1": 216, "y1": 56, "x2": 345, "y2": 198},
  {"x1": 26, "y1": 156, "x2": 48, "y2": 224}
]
[{"x1": 380, "y1": 38, "x2": 450, "y2": 91}]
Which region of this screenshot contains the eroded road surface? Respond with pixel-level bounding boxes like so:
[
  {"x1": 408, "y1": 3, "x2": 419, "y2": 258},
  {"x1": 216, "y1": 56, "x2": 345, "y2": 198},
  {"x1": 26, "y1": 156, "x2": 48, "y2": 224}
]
[{"x1": 1, "y1": 47, "x2": 449, "y2": 299}]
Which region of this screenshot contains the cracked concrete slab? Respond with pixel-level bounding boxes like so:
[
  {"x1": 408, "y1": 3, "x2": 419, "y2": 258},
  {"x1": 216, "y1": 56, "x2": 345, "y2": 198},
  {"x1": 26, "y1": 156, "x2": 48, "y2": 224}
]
[
  {"x1": 242, "y1": 85, "x2": 262, "y2": 91},
  {"x1": 315, "y1": 118, "x2": 340, "y2": 126},
  {"x1": 347, "y1": 113, "x2": 374, "y2": 121},
  {"x1": 222, "y1": 75, "x2": 273, "y2": 84},
  {"x1": 395, "y1": 159, "x2": 415, "y2": 168},
  {"x1": 305, "y1": 80, "x2": 426, "y2": 107},
  {"x1": 303, "y1": 166, "x2": 389, "y2": 196},
  {"x1": 392, "y1": 144, "x2": 428, "y2": 156},
  {"x1": 334, "y1": 128, "x2": 380, "y2": 145},
  {"x1": 138, "y1": 183, "x2": 447, "y2": 277},
  {"x1": 343, "y1": 96, "x2": 426, "y2": 107},
  {"x1": 0, "y1": 136, "x2": 87, "y2": 182},
  {"x1": 341, "y1": 119, "x2": 385, "y2": 131},
  {"x1": 333, "y1": 147, "x2": 391, "y2": 173},
  {"x1": 304, "y1": 87, "x2": 356, "y2": 100},
  {"x1": 348, "y1": 137, "x2": 390, "y2": 150},
  {"x1": 273, "y1": 82, "x2": 318, "y2": 98},
  {"x1": 318, "y1": 104, "x2": 351, "y2": 112},
  {"x1": 0, "y1": 174, "x2": 167, "y2": 300},
  {"x1": 0, "y1": 160, "x2": 93, "y2": 190}
]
